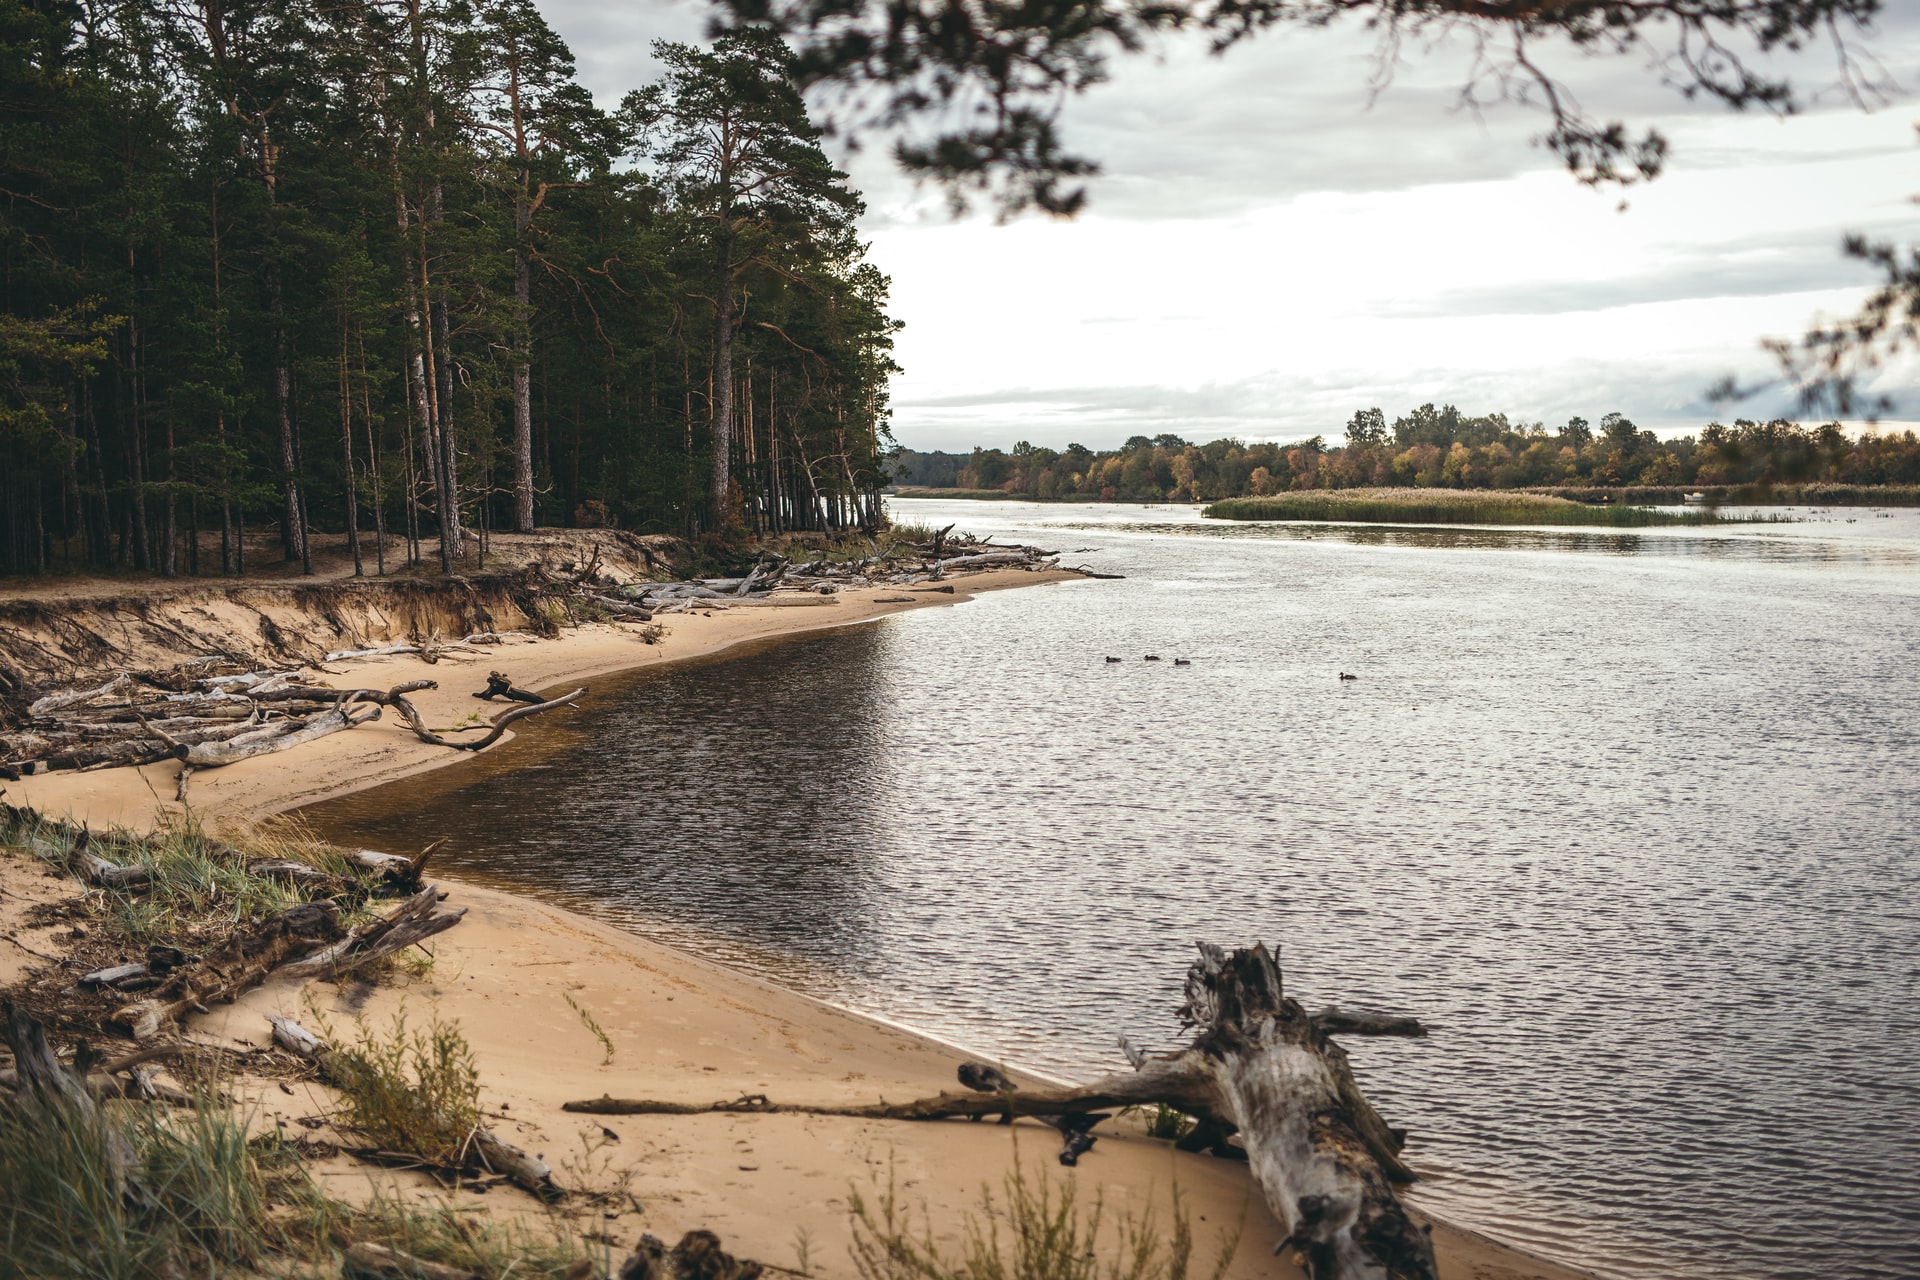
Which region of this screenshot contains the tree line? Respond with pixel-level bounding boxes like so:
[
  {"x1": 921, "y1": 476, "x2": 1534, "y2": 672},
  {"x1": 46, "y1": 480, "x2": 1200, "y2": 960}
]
[
  {"x1": 0, "y1": 0, "x2": 899, "y2": 577},
  {"x1": 900, "y1": 410, "x2": 1920, "y2": 503}
]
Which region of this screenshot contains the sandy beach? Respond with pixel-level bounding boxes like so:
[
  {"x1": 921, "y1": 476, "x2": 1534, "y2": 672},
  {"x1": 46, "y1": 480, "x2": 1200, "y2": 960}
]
[{"x1": 2, "y1": 569, "x2": 1599, "y2": 1280}]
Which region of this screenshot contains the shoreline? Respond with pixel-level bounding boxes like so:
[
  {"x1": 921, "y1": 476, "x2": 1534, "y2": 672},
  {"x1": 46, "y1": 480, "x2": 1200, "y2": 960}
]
[
  {"x1": 8, "y1": 568, "x2": 1077, "y2": 829},
  {"x1": 2, "y1": 567, "x2": 1604, "y2": 1280}
]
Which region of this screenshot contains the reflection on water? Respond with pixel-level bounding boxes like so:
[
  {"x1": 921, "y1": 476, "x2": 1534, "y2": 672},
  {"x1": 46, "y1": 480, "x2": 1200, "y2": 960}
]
[{"x1": 307, "y1": 499, "x2": 1920, "y2": 1280}]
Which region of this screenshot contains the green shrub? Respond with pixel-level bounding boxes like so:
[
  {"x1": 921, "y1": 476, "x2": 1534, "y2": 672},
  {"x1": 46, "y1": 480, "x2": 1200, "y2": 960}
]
[{"x1": 324, "y1": 1005, "x2": 480, "y2": 1166}]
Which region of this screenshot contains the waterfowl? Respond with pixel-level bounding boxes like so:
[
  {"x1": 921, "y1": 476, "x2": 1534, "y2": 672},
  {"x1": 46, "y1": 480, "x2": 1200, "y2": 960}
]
[
  {"x1": 1338, "y1": 672, "x2": 1358, "y2": 681},
  {"x1": 1173, "y1": 658, "x2": 1191, "y2": 666},
  {"x1": 1144, "y1": 654, "x2": 1162, "y2": 661},
  {"x1": 1105, "y1": 656, "x2": 1122, "y2": 663}
]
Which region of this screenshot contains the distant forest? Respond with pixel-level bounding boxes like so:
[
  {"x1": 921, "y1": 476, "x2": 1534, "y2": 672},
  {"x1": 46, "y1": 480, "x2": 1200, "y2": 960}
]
[
  {"x1": 894, "y1": 409, "x2": 1920, "y2": 502},
  {"x1": 0, "y1": 3, "x2": 897, "y2": 577}
]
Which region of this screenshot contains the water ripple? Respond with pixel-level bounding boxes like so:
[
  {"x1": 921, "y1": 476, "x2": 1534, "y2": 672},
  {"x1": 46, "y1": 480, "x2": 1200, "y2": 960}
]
[{"x1": 309, "y1": 499, "x2": 1920, "y2": 1280}]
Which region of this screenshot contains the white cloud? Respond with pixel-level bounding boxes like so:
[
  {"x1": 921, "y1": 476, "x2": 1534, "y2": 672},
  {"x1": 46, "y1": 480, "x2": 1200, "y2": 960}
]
[{"x1": 529, "y1": 0, "x2": 1920, "y2": 451}]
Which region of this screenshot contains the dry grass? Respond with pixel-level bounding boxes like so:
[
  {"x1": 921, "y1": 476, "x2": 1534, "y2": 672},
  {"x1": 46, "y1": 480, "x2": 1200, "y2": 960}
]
[{"x1": 850, "y1": 1153, "x2": 1235, "y2": 1280}]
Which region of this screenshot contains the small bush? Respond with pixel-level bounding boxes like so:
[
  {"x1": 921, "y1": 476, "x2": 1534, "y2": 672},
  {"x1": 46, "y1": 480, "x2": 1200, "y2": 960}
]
[{"x1": 324, "y1": 1005, "x2": 480, "y2": 1166}]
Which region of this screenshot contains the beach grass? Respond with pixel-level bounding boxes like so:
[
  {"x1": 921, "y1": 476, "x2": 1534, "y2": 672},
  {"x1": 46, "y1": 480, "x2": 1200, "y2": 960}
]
[
  {"x1": 850, "y1": 1155, "x2": 1233, "y2": 1280},
  {"x1": 1203, "y1": 489, "x2": 1738, "y2": 527}
]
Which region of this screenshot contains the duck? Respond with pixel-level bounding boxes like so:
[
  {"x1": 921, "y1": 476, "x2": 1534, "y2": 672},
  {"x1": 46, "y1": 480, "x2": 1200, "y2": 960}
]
[
  {"x1": 1338, "y1": 672, "x2": 1358, "y2": 681},
  {"x1": 1105, "y1": 656, "x2": 1122, "y2": 663},
  {"x1": 1173, "y1": 658, "x2": 1191, "y2": 666},
  {"x1": 1144, "y1": 654, "x2": 1162, "y2": 661}
]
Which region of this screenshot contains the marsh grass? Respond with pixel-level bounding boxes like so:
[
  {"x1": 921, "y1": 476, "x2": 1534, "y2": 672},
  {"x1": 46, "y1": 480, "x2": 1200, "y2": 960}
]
[
  {"x1": 0, "y1": 1083, "x2": 306, "y2": 1280},
  {"x1": 0, "y1": 1080, "x2": 603, "y2": 1280},
  {"x1": 1141, "y1": 1105, "x2": 1194, "y2": 1142},
  {"x1": 850, "y1": 1154, "x2": 1235, "y2": 1280},
  {"x1": 1203, "y1": 489, "x2": 1744, "y2": 527},
  {"x1": 316, "y1": 1002, "x2": 481, "y2": 1167}
]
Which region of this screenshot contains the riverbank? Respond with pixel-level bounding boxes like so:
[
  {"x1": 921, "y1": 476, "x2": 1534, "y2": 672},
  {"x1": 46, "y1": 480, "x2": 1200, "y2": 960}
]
[
  {"x1": 4, "y1": 568, "x2": 1070, "y2": 829},
  {"x1": 1, "y1": 567, "x2": 1602, "y2": 1280}
]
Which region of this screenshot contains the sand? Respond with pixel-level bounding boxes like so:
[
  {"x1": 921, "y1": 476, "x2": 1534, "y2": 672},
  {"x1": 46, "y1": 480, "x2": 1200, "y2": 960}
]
[{"x1": 1, "y1": 570, "x2": 1601, "y2": 1280}]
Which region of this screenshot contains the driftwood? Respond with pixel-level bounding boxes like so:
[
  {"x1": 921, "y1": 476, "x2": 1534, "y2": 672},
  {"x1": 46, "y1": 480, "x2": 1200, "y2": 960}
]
[
  {"x1": 380, "y1": 683, "x2": 585, "y2": 751},
  {"x1": 618, "y1": 1231, "x2": 762, "y2": 1280},
  {"x1": 7, "y1": 665, "x2": 581, "y2": 779},
  {"x1": 268, "y1": 1013, "x2": 558, "y2": 1200},
  {"x1": 567, "y1": 943, "x2": 1434, "y2": 1280},
  {"x1": 49, "y1": 829, "x2": 155, "y2": 889},
  {"x1": 342, "y1": 1242, "x2": 481, "y2": 1280},
  {"x1": 278, "y1": 884, "x2": 466, "y2": 981},
  {"x1": 171, "y1": 700, "x2": 382, "y2": 767},
  {"x1": 111, "y1": 902, "x2": 345, "y2": 1040},
  {"x1": 474, "y1": 671, "x2": 544, "y2": 703},
  {"x1": 339, "y1": 840, "x2": 444, "y2": 893}
]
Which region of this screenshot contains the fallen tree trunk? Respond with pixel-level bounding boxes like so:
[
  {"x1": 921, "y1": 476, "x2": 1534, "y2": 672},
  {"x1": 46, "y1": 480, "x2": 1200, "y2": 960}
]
[
  {"x1": 111, "y1": 902, "x2": 344, "y2": 1040},
  {"x1": 566, "y1": 943, "x2": 1434, "y2": 1280},
  {"x1": 377, "y1": 683, "x2": 584, "y2": 751},
  {"x1": 175, "y1": 701, "x2": 382, "y2": 767},
  {"x1": 58, "y1": 830, "x2": 154, "y2": 890},
  {"x1": 278, "y1": 884, "x2": 466, "y2": 981},
  {"x1": 27, "y1": 673, "x2": 136, "y2": 719}
]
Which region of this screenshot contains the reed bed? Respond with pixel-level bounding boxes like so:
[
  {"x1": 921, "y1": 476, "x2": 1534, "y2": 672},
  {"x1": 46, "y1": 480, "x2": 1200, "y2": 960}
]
[{"x1": 1203, "y1": 489, "x2": 1737, "y2": 527}]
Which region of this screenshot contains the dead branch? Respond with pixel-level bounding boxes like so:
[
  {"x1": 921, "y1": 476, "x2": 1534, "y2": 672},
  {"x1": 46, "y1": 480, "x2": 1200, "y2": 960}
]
[{"x1": 571, "y1": 943, "x2": 1436, "y2": 1280}]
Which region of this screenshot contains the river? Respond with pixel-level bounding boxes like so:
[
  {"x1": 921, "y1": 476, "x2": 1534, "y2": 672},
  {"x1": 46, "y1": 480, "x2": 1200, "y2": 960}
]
[{"x1": 307, "y1": 498, "x2": 1920, "y2": 1280}]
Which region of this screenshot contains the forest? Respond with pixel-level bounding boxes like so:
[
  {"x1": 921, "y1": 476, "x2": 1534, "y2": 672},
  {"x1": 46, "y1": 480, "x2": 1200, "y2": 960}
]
[
  {"x1": 0, "y1": 0, "x2": 899, "y2": 578},
  {"x1": 899, "y1": 409, "x2": 1920, "y2": 504}
]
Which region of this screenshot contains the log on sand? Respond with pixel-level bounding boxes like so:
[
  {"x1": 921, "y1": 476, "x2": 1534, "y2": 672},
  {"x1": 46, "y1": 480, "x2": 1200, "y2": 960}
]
[
  {"x1": 100, "y1": 884, "x2": 461, "y2": 1039},
  {"x1": 567, "y1": 942, "x2": 1435, "y2": 1280},
  {"x1": 111, "y1": 902, "x2": 346, "y2": 1040},
  {"x1": 278, "y1": 884, "x2": 466, "y2": 981},
  {"x1": 267, "y1": 1012, "x2": 558, "y2": 1200}
]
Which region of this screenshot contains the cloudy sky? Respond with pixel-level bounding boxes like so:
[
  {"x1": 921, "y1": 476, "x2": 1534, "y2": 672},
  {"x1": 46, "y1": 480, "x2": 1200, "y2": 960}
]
[{"x1": 543, "y1": 0, "x2": 1920, "y2": 451}]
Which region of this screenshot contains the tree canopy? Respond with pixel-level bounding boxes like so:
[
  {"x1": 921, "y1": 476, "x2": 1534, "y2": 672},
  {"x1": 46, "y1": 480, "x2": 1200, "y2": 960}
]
[
  {"x1": 905, "y1": 411, "x2": 1919, "y2": 501},
  {"x1": 0, "y1": 0, "x2": 899, "y2": 577}
]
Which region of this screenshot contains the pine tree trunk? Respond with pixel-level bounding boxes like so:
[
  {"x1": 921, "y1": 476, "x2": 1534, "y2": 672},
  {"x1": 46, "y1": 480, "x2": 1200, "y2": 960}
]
[
  {"x1": 339, "y1": 324, "x2": 362, "y2": 576},
  {"x1": 431, "y1": 290, "x2": 461, "y2": 561},
  {"x1": 512, "y1": 189, "x2": 535, "y2": 533},
  {"x1": 710, "y1": 249, "x2": 735, "y2": 521}
]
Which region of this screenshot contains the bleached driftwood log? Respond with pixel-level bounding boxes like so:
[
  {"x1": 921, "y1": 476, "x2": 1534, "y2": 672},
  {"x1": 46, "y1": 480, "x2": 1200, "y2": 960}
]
[
  {"x1": 111, "y1": 902, "x2": 345, "y2": 1040},
  {"x1": 566, "y1": 943, "x2": 1434, "y2": 1280},
  {"x1": 278, "y1": 884, "x2": 465, "y2": 980},
  {"x1": 107, "y1": 889, "x2": 466, "y2": 1040}
]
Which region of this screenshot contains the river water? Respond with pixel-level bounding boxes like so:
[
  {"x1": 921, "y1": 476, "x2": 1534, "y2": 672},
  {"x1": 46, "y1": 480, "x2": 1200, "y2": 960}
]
[{"x1": 306, "y1": 499, "x2": 1920, "y2": 1280}]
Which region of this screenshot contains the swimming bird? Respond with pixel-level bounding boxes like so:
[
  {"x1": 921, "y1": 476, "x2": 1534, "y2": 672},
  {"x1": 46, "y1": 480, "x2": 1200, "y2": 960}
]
[
  {"x1": 1173, "y1": 658, "x2": 1191, "y2": 666},
  {"x1": 1339, "y1": 672, "x2": 1358, "y2": 681},
  {"x1": 1105, "y1": 656, "x2": 1122, "y2": 663},
  {"x1": 1144, "y1": 654, "x2": 1162, "y2": 661}
]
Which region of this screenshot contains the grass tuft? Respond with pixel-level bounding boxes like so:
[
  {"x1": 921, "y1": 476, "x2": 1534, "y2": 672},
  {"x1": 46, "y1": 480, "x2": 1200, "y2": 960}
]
[
  {"x1": 565, "y1": 991, "x2": 616, "y2": 1065},
  {"x1": 850, "y1": 1155, "x2": 1234, "y2": 1280}
]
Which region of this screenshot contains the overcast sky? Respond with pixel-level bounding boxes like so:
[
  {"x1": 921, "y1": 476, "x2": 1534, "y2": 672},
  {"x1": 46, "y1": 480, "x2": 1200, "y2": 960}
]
[{"x1": 542, "y1": 0, "x2": 1920, "y2": 451}]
